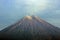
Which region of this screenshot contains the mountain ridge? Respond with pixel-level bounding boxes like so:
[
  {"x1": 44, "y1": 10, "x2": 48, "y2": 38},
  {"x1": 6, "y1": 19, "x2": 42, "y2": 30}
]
[{"x1": 0, "y1": 16, "x2": 60, "y2": 40}]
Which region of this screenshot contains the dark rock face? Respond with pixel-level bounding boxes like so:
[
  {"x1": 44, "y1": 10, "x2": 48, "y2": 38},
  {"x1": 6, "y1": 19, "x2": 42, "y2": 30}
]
[{"x1": 0, "y1": 16, "x2": 60, "y2": 40}]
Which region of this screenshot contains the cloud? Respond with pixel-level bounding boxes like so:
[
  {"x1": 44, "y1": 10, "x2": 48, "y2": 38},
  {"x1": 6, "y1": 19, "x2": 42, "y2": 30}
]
[
  {"x1": 56, "y1": 10, "x2": 60, "y2": 14},
  {"x1": 0, "y1": 0, "x2": 60, "y2": 30},
  {"x1": 15, "y1": 0, "x2": 49, "y2": 15}
]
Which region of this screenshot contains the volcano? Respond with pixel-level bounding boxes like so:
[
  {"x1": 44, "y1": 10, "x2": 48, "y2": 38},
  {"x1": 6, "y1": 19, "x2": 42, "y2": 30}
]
[{"x1": 0, "y1": 16, "x2": 60, "y2": 40}]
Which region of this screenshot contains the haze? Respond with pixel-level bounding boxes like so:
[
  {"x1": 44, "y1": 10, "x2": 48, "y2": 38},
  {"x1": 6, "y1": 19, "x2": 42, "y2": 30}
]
[{"x1": 0, "y1": 0, "x2": 60, "y2": 30}]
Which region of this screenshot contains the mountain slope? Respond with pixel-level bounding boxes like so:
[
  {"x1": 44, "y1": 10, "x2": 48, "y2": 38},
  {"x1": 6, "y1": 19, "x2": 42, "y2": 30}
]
[{"x1": 0, "y1": 16, "x2": 60, "y2": 40}]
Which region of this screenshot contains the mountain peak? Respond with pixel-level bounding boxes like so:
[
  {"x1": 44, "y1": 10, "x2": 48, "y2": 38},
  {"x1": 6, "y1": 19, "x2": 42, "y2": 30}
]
[
  {"x1": 0, "y1": 15, "x2": 60, "y2": 40},
  {"x1": 24, "y1": 16, "x2": 32, "y2": 20}
]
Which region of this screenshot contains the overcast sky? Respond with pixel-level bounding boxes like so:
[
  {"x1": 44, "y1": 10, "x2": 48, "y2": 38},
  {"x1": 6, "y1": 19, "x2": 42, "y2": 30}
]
[{"x1": 0, "y1": 0, "x2": 60, "y2": 30}]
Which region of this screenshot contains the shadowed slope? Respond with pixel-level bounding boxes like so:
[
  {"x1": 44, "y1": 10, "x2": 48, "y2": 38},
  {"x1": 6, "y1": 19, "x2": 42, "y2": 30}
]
[{"x1": 0, "y1": 16, "x2": 60, "y2": 40}]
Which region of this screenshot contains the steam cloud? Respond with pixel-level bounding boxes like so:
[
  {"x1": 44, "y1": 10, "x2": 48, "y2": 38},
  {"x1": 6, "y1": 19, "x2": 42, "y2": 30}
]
[{"x1": 15, "y1": 0, "x2": 48, "y2": 15}]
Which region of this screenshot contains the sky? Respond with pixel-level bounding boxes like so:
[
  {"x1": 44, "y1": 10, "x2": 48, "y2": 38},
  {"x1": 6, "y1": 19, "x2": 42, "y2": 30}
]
[{"x1": 0, "y1": 0, "x2": 60, "y2": 30}]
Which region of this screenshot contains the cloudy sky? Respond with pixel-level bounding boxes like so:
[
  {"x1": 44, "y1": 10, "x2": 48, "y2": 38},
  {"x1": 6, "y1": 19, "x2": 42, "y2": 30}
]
[{"x1": 0, "y1": 0, "x2": 60, "y2": 30}]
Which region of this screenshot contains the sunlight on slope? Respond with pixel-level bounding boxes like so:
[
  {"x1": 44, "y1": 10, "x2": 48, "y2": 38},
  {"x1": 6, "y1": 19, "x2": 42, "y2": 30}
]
[{"x1": 25, "y1": 16, "x2": 32, "y2": 20}]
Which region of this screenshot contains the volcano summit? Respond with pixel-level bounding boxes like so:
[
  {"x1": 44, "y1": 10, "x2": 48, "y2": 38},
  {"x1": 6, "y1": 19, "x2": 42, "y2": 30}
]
[{"x1": 0, "y1": 16, "x2": 60, "y2": 40}]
